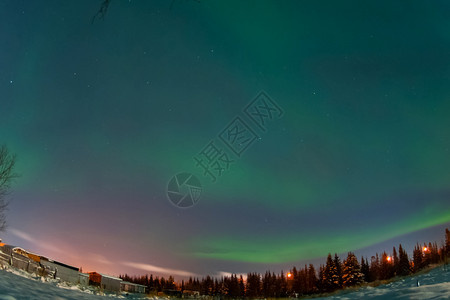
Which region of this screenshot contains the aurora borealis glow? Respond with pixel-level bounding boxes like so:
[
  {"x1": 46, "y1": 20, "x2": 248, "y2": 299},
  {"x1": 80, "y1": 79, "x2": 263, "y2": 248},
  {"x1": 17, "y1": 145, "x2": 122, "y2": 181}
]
[{"x1": 1, "y1": 0, "x2": 450, "y2": 278}]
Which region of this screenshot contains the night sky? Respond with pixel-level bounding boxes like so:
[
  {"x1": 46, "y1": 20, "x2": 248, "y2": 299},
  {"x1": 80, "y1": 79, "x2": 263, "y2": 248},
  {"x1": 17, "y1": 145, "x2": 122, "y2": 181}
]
[{"x1": 1, "y1": 0, "x2": 450, "y2": 278}]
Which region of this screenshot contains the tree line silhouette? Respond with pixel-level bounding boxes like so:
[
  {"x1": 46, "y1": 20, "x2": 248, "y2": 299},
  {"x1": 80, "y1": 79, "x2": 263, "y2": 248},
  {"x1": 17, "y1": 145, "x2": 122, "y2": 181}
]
[{"x1": 120, "y1": 228, "x2": 450, "y2": 297}]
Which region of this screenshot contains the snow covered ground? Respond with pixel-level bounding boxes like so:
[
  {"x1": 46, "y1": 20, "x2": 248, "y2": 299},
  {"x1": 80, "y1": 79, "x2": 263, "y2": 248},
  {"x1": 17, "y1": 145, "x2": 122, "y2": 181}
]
[
  {"x1": 0, "y1": 265, "x2": 148, "y2": 299},
  {"x1": 0, "y1": 264, "x2": 449, "y2": 299},
  {"x1": 316, "y1": 264, "x2": 450, "y2": 300}
]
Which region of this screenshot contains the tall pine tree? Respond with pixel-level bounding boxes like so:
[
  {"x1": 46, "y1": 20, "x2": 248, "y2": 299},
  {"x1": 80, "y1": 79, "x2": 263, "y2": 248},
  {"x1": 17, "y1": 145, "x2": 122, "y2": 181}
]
[
  {"x1": 334, "y1": 253, "x2": 343, "y2": 288},
  {"x1": 413, "y1": 244, "x2": 423, "y2": 272},
  {"x1": 398, "y1": 244, "x2": 411, "y2": 276},
  {"x1": 392, "y1": 247, "x2": 399, "y2": 276},
  {"x1": 342, "y1": 252, "x2": 364, "y2": 287},
  {"x1": 323, "y1": 253, "x2": 341, "y2": 292},
  {"x1": 379, "y1": 252, "x2": 394, "y2": 280},
  {"x1": 360, "y1": 257, "x2": 370, "y2": 282}
]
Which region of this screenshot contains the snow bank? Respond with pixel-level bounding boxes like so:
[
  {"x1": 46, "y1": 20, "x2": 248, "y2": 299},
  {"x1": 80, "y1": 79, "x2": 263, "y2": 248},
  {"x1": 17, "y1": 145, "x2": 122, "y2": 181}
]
[
  {"x1": 316, "y1": 265, "x2": 450, "y2": 299},
  {"x1": 0, "y1": 265, "x2": 131, "y2": 299}
]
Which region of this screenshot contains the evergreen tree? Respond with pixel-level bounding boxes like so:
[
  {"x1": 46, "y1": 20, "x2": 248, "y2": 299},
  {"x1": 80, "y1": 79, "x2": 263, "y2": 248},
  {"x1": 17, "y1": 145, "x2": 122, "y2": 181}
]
[
  {"x1": 398, "y1": 244, "x2": 411, "y2": 276},
  {"x1": 360, "y1": 257, "x2": 370, "y2": 282},
  {"x1": 278, "y1": 271, "x2": 288, "y2": 297},
  {"x1": 423, "y1": 243, "x2": 432, "y2": 267},
  {"x1": 203, "y1": 275, "x2": 214, "y2": 295},
  {"x1": 446, "y1": 228, "x2": 450, "y2": 259},
  {"x1": 262, "y1": 271, "x2": 274, "y2": 297},
  {"x1": 379, "y1": 252, "x2": 394, "y2": 280},
  {"x1": 239, "y1": 275, "x2": 246, "y2": 298},
  {"x1": 342, "y1": 252, "x2": 364, "y2": 287},
  {"x1": 431, "y1": 242, "x2": 440, "y2": 264},
  {"x1": 369, "y1": 254, "x2": 380, "y2": 281},
  {"x1": 246, "y1": 273, "x2": 261, "y2": 297},
  {"x1": 160, "y1": 277, "x2": 167, "y2": 291},
  {"x1": 392, "y1": 247, "x2": 399, "y2": 276},
  {"x1": 307, "y1": 264, "x2": 318, "y2": 294},
  {"x1": 220, "y1": 276, "x2": 229, "y2": 296},
  {"x1": 323, "y1": 253, "x2": 340, "y2": 292},
  {"x1": 166, "y1": 276, "x2": 175, "y2": 290},
  {"x1": 153, "y1": 277, "x2": 161, "y2": 292},
  {"x1": 334, "y1": 254, "x2": 343, "y2": 288},
  {"x1": 213, "y1": 278, "x2": 220, "y2": 295},
  {"x1": 317, "y1": 265, "x2": 325, "y2": 293},
  {"x1": 291, "y1": 266, "x2": 301, "y2": 294},
  {"x1": 273, "y1": 272, "x2": 282, "y2": 298},
  {"x1": 413, "y1": 244, "x2": 423, "y2": 272}
]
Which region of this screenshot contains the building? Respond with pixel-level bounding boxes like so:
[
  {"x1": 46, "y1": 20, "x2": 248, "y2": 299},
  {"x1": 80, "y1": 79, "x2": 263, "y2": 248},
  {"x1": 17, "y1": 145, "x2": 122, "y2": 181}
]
[
  {"x1": 0, "y1": 245, "x2": 41, "y2": 273},
  {"x1": 2, "y1": 242, "x2": 144, "y2": 295},
  {"x1": 89, "y1": 272, "x2": 122, "y2": 292},
  {"x1": 121, "y1": 281, "x2": 146, "y2": 294},
  {"x1": 79, "y1": 272, "x2": 89, "y2": 286},
  {"x1": 40, "y1": 257, "x2": 80, "y2": 284},
  {"x1": 0, "y1": 244, "x2": 82, "y2": 285},
  {"x1": 183, "y1": 290, "x2": 200, "y2": 298},
  {"x1": 164, "y1": 289, "x2": 183, "y2": 297}
]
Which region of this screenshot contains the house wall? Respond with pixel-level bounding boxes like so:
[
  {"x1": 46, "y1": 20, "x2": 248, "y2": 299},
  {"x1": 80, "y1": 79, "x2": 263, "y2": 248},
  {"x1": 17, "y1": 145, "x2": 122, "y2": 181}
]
[
  {"x1": 121, "y1": 281, "x2": 146, "y2": 294},
  {"x1": 136, "y1": 285, "x2": 146, "y2": 293},
  {"x1": 89, "y1": 272, "x2": 102, "y2": 285},
  {"x1": 1, "y1": 245, "x2": 86, "y2": 286},
  {"x1": 79, "y1": 273, "x2": 89, "y2": 286},
  {"x1": 0, "y1": 249, "x2": 41, "y2": 275},
  {"x1": 101, "y1": 275, "x2": 122, "y2": 292},
  {"x1": 40, "y1": 260, "x2": 79, "y2": 284}
]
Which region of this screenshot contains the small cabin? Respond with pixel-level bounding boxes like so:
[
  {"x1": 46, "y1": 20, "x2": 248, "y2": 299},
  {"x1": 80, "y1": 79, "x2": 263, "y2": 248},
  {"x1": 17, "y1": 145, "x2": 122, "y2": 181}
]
[
  {"x1": 40, "y1": 258, "x2": 80, "y2": 284},
  {"x1": 79, "y1": 273, "x2": 89, "y2": 286},
  {"x1": 89, "y1": 272, "x2": 122, "y2": 292},
  {"x1": 121, "y1": 281, "x2": 146, "y2": 294}
]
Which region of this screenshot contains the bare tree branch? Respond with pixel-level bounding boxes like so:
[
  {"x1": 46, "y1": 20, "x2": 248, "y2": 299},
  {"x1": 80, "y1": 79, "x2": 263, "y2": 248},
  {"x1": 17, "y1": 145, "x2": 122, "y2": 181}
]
[
  {"x1": 0, "y1": 145, "x2": 18, "y2": 232},
  {"x1": 91, "y1": 0, "x2": 112, "y2": 24}
]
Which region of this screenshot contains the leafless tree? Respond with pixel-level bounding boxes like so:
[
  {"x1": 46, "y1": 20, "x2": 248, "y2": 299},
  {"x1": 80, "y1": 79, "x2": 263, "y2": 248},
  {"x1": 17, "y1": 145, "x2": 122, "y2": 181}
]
[
  {"x1": 0, "y1": 145, "x2": 17, "y2": 232},
  {"x1": 91, "y1": 0, "x2": 200, "y2": 24},
  {"x1": 91, "y1": 0, "x2": 112, "y2": 24}
]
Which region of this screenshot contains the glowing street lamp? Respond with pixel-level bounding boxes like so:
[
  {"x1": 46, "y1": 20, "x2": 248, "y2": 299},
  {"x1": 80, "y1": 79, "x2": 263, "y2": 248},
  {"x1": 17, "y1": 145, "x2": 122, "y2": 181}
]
[
  {"x1": 386, "y1": 256, "x2": 392, "y2": 262},
  {"x1": 287, "y1": 272, "x2": 292, "y2": 279},
  {"x1": 422, "y1": 246, "x2": 428, "y2": 253}
]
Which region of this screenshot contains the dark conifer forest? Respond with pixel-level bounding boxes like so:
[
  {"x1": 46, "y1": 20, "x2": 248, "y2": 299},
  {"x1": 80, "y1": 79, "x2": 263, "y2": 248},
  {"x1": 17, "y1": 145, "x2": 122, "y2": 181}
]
[{"x1": 119, "y1": 228, "x2": 450, "y2": 298}]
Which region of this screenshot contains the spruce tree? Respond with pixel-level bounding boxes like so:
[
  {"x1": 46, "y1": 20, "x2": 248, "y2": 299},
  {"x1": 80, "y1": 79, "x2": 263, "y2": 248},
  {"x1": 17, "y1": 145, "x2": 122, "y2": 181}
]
[
  {"x1": 413, "y1": 244, "x2": 423, "y2": 272},
  {"x1": 262, "y1": 271, "x2": 272, "y2": 297},
  {"x1": 317, "y1": 265, "x2": 325, "y2": 292},
  {"x1": 360, "y1": 257, "x2": 370, "y2": 282},
  {"x1": 398, "y1": 244, "x2": 411, "y2": 276},
  {"x1": 246, "y1": 273, "x2": 261, "y2": 297},
  {"x1": 445, "y1": 228, "x2": 450, "y2": 258},
  {"x1": 291, "y1": 266, "x2": 301, "y2": 294},
  {"x1": 239, "y1": 275, "x2": 245, "y2": 298},
  {"x1": 393, "y1": 247, "x2": 399, "y2": 276},
  {"x1": 307, "y1": 264, "x2": 318, "y2": 294},
  {"x1": 214, "y1": 278, "x2": 220, "y2": 295},
  {"x1": 334, "y1": 253, "x2": 343, "y2": 288},
  {"x1": 379, "y1": 252, "x2": 394, "y2": 280},
  {"x1": 279, "y1": 271, "x2": 288, "y2": 297},
  {"x1": 342, "y1": 252, "x2": 364, "y2": 287},
  {"x1": 369, "y1": 254, "x2": 380, "y2": 281},
  {"x1": 323, "y1": 253, "x2": 340, "y2": 292}
]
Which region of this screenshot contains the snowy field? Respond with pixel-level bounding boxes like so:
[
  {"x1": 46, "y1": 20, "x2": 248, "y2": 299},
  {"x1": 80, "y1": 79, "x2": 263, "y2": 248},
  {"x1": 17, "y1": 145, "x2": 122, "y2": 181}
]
[
  {"x1": 0, "y1": 265, "x2": 449, "y2": 299},
  {"x1": 0, "y1": 266, "x2": 148, "y2": 300},
  {"x1": 316, "y1": 264, "x2": 450, "y2": 300}
]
